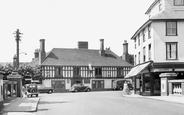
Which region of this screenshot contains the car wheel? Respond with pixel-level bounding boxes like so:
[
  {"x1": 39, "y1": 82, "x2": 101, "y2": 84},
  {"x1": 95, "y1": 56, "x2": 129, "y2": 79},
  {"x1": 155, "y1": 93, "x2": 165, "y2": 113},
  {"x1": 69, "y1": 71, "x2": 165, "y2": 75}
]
[
  {"x1": 86, "y1": 88, "x2": 90, "y2": 92},
  {"x1": 48, "y1": 90, "x2": 52, "y2": 94},
  {"x1": 74, "y1": 89, "x2": 78, "y2": 92},
  {"x1": 119, "y1": 87, "x2": 123, "y2": 90}
]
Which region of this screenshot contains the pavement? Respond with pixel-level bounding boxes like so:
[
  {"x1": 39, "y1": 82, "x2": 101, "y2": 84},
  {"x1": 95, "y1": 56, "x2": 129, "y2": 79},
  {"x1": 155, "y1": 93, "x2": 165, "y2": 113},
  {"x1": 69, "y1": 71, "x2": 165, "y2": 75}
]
[
  {"x1": 122, "y1": 92, "x2": 184, "y2": 105},
  {"x1": 0, "y1": 92, "x2": 184, "y2": 114},
  {"x1": 0, "y1": 97, "x2": 40, "y2": 114}
]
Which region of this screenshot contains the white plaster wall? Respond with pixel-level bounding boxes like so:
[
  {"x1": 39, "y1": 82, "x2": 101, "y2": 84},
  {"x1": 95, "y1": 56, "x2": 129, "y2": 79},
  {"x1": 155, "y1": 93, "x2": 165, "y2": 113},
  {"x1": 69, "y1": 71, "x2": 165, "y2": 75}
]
[
  {"x1": 104, "y1": 79, "x2": 112, "y2": 89},
  {"x1": 43, "y1": 80, "x2": 51, "y2": 87},
  {"x1": 153, "y1": 21, "x2": 184, "y2": 62}
]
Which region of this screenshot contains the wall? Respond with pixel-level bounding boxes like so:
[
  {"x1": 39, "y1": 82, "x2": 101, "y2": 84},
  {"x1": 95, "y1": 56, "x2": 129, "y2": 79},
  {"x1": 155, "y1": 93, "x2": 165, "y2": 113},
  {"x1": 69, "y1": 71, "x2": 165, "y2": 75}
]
[{"x1": 153, "y1": 21, "x2": 184, "y2": 62}]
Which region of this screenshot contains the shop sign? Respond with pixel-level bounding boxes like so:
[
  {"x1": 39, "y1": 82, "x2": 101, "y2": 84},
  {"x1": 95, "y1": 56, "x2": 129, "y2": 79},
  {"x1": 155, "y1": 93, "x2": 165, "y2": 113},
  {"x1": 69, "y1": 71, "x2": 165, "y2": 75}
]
[
  {"x1": 153, "y1": 68, "x2": 172, "y2": 72},
  {"x1": 159, "y1": 73, "x2": 177, "y2": 77}
]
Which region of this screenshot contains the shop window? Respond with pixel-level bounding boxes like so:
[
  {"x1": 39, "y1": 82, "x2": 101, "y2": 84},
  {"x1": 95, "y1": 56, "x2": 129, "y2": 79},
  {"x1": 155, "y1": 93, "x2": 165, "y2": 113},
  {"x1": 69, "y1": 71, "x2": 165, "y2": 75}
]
[
  {"x1": 84, "y1": 79, "x2": 90, "y2": 84},
  {"x1": 92, "y1": 80, "x2": 104, "y2": 89}
]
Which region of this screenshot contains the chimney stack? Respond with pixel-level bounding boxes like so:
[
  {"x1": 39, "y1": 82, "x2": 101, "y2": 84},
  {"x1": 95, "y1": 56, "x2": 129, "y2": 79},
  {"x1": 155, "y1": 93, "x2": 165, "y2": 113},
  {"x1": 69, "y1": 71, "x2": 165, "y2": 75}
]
[
  {"x1": 122, "y1": 40, "x2": 129, "y2": 62},
  {"x1": 123, "y1": 40, "x2": 128, "y2": 54},
  {"x1": 99, "y1": 39, "x2": 105, "y2": 56},
  {"x1": 39, "y1": 39, "x2": 46, "y2": 65},
  {"x1": 78, "y1": 41, "x2": 88, "y2": 49},
  {"x1": 34, "y1": 49, "x2": 39, "y2": 58}
]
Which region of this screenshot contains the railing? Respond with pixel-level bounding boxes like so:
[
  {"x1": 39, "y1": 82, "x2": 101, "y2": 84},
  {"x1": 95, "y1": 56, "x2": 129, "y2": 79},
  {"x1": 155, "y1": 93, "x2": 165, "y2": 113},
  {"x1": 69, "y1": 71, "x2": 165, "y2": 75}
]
[
  {"x1": 168, "y1": 80, "x2": 184, "y2": 96},
  {"x1": 172, "y1": 83, "x2": 182, "y2": 94}
]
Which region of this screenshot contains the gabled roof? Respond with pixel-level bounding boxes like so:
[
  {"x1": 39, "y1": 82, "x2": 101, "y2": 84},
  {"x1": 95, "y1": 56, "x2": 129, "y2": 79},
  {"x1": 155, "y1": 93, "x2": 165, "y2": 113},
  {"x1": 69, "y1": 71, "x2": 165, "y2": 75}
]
[{"x1": 31, "y1": 48, "x2": 132, "y2": 67}]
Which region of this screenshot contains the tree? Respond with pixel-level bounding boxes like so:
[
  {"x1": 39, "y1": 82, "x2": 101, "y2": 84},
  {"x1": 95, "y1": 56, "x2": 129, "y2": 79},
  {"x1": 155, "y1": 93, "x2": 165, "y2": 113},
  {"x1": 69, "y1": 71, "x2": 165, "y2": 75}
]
[{"x1": 17, "y1": 65, "x2": 42, "y2": 85}]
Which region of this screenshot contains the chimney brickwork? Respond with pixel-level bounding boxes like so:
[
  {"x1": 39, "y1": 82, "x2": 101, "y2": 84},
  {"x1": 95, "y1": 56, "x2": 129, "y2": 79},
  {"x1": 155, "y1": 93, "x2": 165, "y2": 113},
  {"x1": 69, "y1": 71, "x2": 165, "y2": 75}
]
[
  {"x1": 39, "y1": 39, "x2": 46, "y2": 65},
  {"x1": 99, "y1": 39, "x2": 105, "y2": 56}
]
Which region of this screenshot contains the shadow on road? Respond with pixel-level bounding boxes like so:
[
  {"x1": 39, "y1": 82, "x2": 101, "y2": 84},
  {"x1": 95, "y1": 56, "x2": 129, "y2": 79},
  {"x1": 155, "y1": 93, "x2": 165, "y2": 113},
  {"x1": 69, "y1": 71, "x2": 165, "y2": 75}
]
[{"x1": 38, "y1": 101, "x2": 70, "y2": 104}]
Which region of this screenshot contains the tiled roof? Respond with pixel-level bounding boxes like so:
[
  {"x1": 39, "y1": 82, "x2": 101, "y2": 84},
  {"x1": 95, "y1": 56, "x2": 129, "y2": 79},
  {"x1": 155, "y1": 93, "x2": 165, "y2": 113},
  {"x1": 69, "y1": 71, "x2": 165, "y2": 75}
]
[{"x1": 36, "y1": 48, "x2": 132, "y2": 67}]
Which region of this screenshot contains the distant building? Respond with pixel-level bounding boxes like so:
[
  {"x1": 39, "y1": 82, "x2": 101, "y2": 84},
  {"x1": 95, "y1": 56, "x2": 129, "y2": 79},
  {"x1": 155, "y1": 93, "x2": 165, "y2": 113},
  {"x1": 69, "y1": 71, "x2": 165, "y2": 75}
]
[
  {"x1": 30, "y1": 39, "x2": 132, "y2": 92},
  {"x1": 125, "y1": 0, "x2": 184, "y2": 96}
]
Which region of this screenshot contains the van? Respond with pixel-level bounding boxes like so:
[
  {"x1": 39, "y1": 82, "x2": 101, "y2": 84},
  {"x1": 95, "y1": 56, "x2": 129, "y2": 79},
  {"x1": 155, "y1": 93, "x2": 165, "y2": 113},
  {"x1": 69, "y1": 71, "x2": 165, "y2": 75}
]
[{"x1": 112, "y1": 79, "x2": 133, "y2": 90}]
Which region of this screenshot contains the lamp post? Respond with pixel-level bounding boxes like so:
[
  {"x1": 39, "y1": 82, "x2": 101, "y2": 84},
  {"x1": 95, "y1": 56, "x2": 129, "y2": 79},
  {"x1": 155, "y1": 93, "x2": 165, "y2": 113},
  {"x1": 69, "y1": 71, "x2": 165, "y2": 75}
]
[{"x1": 13, "y1": 29, "x2": 23, "y2": 70}]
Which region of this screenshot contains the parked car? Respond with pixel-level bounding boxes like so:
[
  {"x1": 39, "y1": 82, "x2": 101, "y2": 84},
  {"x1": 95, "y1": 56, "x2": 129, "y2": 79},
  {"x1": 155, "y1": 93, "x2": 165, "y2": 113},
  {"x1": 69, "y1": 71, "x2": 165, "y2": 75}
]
[
  {"x1": 25, "y1": 84, "x2": 39, "y2": 97},
  {"x1": 112, "y1": 79, "x2": 133, "y2": 90},
  {"x1": 69, "y1": 83, "x2": 91, "y2": 92},
  {"x1": 37, "y1": 84, "x2": 54, "y2": 94}
]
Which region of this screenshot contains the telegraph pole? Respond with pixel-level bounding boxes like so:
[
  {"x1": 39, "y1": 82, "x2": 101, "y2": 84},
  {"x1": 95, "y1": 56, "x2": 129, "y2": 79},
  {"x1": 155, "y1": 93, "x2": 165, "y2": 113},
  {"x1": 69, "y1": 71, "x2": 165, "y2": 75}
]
[{"x1": 13, "y1": 29, "x2": 23, "y2": 70}]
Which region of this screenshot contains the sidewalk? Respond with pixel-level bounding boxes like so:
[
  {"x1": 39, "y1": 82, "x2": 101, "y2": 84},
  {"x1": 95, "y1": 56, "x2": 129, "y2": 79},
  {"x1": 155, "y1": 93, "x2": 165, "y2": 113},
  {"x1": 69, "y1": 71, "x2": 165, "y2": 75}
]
[
  {"x1": 122, "y1": 92, "x2": 184, "y2": 105},
  {"x1": 0, "y1": 97, "x2": 40, "y2": 113}
]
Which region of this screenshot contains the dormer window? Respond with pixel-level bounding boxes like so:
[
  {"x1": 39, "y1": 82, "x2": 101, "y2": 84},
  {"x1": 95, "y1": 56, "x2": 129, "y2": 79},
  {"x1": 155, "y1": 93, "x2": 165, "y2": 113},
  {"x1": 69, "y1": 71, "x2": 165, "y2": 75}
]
[{"x1": 174, "y1": 0, "x2": 184, "y2": 6}]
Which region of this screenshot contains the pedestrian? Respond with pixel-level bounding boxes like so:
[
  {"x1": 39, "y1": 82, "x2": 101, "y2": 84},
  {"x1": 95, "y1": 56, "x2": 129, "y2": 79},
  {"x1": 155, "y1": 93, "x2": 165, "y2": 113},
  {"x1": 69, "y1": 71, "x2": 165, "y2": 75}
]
[{"x1": 123, "y1": 81, "x2": 131, "y2": 95}]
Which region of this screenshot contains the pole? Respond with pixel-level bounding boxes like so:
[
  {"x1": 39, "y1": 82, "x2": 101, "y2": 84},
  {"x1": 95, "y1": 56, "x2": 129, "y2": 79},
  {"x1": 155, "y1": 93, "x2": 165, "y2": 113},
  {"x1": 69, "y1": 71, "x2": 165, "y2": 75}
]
[{"x1": 14, "y1": 29, "x2": 22, "y2": 70}]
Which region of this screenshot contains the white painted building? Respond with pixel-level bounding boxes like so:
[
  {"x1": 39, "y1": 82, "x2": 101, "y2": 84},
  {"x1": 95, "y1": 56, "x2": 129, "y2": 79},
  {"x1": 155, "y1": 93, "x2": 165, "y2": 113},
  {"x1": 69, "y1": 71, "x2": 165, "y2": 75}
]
[{"x1": 125, "y1": 0, "x2": 184, "y2": 96}]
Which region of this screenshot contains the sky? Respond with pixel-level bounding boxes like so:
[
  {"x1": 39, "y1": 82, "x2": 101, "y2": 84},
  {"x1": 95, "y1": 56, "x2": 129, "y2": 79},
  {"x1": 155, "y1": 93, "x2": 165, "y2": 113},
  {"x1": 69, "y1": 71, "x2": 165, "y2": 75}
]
[{"x1": 0, "y1": 0, "x2": 154, "y2": 63}]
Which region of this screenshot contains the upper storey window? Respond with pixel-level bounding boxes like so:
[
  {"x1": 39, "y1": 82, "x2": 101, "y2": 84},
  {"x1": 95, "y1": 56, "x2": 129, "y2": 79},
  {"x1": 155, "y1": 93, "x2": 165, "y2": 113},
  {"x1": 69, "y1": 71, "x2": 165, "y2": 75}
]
[
  {"x1": 174, "y1": 0, "x2": 184, "y2": 6},
  {"x1": 166, "y1": 21, "x2": 177, "y2": 36}
]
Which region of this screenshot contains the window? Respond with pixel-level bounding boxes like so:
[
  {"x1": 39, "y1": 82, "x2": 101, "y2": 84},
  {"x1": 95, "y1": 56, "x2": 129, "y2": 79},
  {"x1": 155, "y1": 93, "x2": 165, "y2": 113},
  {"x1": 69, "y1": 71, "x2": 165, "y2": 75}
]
[
  {"x1": 148, "y1": 24, "x2": 151, "y2": 39},
  {"x1": 117, "y1": 67, "x2": 124, "y2": 77},
  {"x1": 55, "y1": 67, "x2": 63, "y2": 76},
  {"x1": 73, "y1": 67, "x2": 80, "y2": 75},
  {"x1": 166, "y1": 21, "x2": 177, "y2": 36},
  {"x1": 174, "y1": 0, "x2": 184, "y2": 5},
  {"x1": 148, "y1": 44, "x2": 151, "y2": 60},
  {"x1": 134, "y1": 39, "x2": 137, "y2": 49},
  {"x1": 143, "y1": 47, "x2": 146, "y2": 62},
  {"x1": 138, "y1": 34, "x2": 140, "y2": 46},
  {"x1": 166, "y1": 42, "x2": 178, "y2": 60},
  {"x1": 138, "y1": 52, "x2": 140, "y2": 64},
  {"x1": 95, "y1": 67, "x2": 102, "y2": 76},
  {"x1": 159, "y1": 3, "x2": 162, "y2": 11},
  {"x1": 143, "y1": 29, "x2": 145, "y2": 42},
  {"x1": 135, "y1": 55, "x2": 137, "y2": 65}
]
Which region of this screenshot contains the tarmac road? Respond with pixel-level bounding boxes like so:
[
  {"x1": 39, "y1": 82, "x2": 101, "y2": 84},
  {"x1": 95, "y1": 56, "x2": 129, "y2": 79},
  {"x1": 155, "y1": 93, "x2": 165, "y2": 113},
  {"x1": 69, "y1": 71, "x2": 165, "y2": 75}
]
[{"x1": 35, "y1": 91, "x2": 184, "y2": 115}]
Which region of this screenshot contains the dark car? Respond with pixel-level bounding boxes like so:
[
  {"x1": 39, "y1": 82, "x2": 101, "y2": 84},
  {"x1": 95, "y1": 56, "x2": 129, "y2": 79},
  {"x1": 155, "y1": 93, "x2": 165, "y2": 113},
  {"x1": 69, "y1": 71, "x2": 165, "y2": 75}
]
[
  {"x1": 69, "y1": 83, "x2": 91, "y2": 92},
  {"x1": 25, "y1": 84, "x2": 39, "y2": 97},
  {"x1": 37, "y1": 84, "x2": 54, "y2": 94}
]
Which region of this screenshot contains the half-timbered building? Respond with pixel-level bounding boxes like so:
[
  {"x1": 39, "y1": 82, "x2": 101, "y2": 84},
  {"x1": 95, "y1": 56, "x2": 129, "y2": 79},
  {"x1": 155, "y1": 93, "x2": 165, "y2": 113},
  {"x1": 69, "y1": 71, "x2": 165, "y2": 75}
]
[{"x1": 30, "y1": 39, "x2": 132, "y2": 92}]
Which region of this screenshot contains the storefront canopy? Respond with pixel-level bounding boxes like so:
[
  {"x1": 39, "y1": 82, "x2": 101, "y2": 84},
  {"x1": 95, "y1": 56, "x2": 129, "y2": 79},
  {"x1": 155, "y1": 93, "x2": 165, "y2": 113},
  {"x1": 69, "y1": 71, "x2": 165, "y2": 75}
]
[{"x1": 125, "y1": 61, "x2": 152, "y2": 78}]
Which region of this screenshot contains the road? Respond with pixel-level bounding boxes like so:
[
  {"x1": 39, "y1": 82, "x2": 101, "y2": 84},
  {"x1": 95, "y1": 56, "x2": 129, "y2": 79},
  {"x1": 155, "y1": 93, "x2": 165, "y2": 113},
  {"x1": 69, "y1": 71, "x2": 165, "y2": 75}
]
[{"x1": 33, "y1": 91, "x2": 184, "y2": 115}]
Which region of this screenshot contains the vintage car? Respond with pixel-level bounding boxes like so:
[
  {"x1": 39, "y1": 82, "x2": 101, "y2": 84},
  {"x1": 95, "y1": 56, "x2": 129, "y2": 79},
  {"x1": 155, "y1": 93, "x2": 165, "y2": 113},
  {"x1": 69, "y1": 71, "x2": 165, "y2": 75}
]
[
  {"x1": 37, "y1": 84, "x2": 54, "y2": 94},
  {"x1": 25, "y1": 84, "x2": 39, "y2": 97},
  {"x1": 69, "y1": 83, "x2": 91, "y2": 92}
]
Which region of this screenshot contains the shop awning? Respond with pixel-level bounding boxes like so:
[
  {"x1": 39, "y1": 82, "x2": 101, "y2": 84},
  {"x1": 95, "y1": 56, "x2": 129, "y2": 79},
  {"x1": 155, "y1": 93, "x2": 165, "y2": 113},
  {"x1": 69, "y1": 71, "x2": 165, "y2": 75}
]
[{"x1": 125, "y1": 61, "x2": 152, "y2": 78}]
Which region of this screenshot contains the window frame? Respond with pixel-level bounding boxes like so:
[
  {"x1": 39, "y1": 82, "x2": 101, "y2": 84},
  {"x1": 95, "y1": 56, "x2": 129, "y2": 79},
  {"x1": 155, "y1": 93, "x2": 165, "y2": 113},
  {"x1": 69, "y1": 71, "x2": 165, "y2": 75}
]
[
  {"x1": 166, "y1": 21, "x2": 177, "y2": 36},
  {"x1": 166, "y1": 42, "x2": 178, "y2": 60},
  {"x1": 174, "y1": 0, "x2": 184, "y2": 6},
  {"x1": 95, "y1": 67, "x2": 102, "y2": 76}
]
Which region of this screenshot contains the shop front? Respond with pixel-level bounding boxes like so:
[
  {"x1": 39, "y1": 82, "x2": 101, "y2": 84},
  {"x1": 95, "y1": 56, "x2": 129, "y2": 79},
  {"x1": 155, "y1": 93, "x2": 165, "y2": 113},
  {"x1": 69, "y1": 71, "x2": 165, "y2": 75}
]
[{"x1": 126, "y1": 61, "x2": 184, "y2": 96}]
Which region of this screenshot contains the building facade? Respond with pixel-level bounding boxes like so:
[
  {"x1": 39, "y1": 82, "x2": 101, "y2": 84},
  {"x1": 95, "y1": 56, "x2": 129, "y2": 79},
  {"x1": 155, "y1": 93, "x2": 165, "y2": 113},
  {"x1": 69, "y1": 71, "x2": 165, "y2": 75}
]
[
  {"x1": 30, "y1": 39, "x2": 132, "y2": 92},
  {"x1": 125, "y1": 0, "x2": 184, "y2": 96}
]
